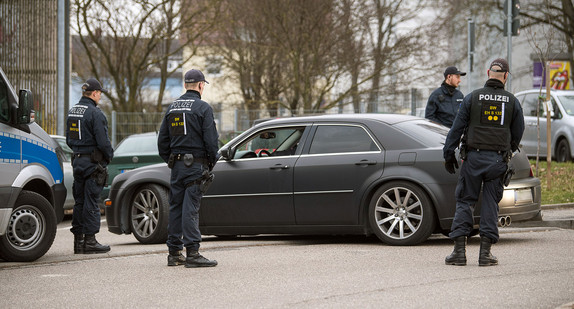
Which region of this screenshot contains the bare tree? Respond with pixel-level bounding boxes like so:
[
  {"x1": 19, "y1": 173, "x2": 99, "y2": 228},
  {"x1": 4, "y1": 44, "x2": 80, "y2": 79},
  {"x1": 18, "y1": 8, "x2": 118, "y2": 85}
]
[
  {"x1": 213, "y1": 0, "x2": 444, "y2": 122},
  {"x1": 71, "y1": 0, "x2": 220, "y2": 114}
]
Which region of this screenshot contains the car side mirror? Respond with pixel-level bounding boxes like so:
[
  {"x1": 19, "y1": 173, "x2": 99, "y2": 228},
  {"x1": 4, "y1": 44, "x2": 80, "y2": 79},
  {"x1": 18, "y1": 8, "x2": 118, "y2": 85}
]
[
  {"x1": 220, "y1": 147, "x2": 233, "y2": 161},
  {"x1": 17, "y1": 89, "x2": 34, "y2": 124}
]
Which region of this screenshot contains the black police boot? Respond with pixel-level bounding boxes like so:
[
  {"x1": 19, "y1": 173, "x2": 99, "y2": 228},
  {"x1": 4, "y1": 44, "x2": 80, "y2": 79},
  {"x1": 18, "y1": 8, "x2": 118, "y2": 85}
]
[
  {"x1": 185, "y1": 248, "x2": 217, "y2": 268},
  {"x1": 479, "y1": 236, "x2": 498, "y2": 266},
  {"x1": 167, "y1": 250, "x2": 186, "y2": 266},
  {"x1": 445, "y1": 236, "x2": 467, "y2": 266},
  {"x1": 73, "y1": 234, "x2": 84, "y2": 254},
  {"x1": 83, "y1": 234, "x2": 111, "y2": 254}
]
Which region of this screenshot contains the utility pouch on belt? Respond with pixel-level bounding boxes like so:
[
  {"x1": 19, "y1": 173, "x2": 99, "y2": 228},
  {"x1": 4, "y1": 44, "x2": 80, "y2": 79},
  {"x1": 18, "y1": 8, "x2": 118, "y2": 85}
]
[
  {"x1": 183, "y1": 154, "x2": 194, "y2": 167},
  {"x1": 93, "y1": 164, "x2": 108, "y2": 187},
  {"x1": 91, "y1": 148, "x2": 105, "y2": 163},
  {"x1": 168, "y1": 154, "x2": 175, "y2": 168}
]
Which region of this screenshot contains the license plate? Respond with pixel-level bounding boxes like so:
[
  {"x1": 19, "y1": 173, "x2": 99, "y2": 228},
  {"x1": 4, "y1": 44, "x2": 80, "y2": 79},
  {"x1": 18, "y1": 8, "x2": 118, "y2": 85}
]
[{"x1": 515, "y1": 188, "x2": 533, "y2": 203}]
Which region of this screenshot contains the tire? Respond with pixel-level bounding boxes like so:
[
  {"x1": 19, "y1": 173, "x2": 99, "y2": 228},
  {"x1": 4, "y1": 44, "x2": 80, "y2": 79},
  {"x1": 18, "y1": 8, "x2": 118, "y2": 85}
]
[
  {"x1": 129, "y1": 184, "x2": 169, "y2": 244},
  {"x1": 0, "y1": 191, "x2": 57, "y2": 262},
  {"x1": 368, "y1": 181, "x2": 436, "y2": 246},
  {"x1": 556, "y1": 139, "x2": 572, "y2": 162}
]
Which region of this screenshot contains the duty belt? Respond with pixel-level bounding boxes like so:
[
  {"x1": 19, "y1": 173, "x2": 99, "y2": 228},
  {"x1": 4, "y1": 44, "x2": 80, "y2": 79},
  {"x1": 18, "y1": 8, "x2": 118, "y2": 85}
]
[
  {"x1": 73, "y1": 153, "x2": 91, "y2": 158},
  {"x1": 173, "y1": 154, "x2": 209, "y2": 165},
  {"x1": 469, "y1": 149, "x2": 503, "y2": 154}
]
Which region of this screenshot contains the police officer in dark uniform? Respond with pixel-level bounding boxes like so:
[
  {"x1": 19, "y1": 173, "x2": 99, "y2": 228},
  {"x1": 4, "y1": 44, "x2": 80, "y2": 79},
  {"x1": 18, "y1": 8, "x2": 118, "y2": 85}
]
[
  {"x1": 425, "y1": 66, "x2": 466, "y2": 127},
  {"x1": 443, "y1": 58, "x2": 524, "y2": 266},
  {"x1": 157, "y1": 69, "x2": 219, "y2": 268},
  {"x1": 66, "y1": 78, "x2": 114, "y2": 254}
]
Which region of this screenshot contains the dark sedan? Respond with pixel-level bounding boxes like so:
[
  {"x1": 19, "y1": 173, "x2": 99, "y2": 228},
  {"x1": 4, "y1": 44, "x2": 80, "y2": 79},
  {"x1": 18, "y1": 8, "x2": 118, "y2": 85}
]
[{"x1": 105, "y1": 114, "x2": 541, "y2": 245}]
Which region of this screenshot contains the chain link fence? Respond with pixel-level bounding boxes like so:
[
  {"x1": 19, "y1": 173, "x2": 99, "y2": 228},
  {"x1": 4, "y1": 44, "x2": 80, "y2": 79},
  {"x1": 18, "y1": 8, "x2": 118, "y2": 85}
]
[{"x1": 107, "y1": 89, "x2": 430, "y2": 147}]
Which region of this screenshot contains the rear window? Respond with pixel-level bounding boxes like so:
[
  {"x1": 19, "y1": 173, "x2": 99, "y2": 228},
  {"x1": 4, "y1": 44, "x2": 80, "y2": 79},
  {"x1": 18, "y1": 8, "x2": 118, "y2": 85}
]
[
  {"x1": 115, "y1": 134, "x2": 158, "y2": 156},
  {"x1": 394, "y1": 120, "x2": 449, "y2": 147}
]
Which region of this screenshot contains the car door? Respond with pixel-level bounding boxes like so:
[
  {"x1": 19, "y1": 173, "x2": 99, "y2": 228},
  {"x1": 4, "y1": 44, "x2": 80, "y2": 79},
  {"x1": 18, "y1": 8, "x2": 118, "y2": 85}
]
[
  {"x1": 520, "y1": 92, "x2": 547, "y2": 156},
  {"x1": 293, "y1": 123, "x2": 384, "y2": 225},
  {"x1": 201, "y1": 125, "x2": 309, "y2": 226}
]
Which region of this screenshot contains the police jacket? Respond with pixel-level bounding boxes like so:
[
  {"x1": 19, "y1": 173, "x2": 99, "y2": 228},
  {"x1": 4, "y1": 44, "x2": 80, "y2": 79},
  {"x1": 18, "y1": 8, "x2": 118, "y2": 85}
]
[
  {"x1": 443, "y1": 79, "x2": 524, "y2": 161},
  {"x1": 66, "y1": 96, "x2": 114, "y2": 162},
  {"x1": 157, "y1": 90, "x2": 219, "y2": 166},
  {"x1": 425, "y1": 82, "x2": 464, "y2": 128}
]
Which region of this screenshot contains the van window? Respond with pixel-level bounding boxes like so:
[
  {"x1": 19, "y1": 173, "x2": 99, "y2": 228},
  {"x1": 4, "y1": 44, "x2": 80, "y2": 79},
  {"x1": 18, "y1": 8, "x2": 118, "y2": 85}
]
[{"x1": 0, "y1": 79, "x2": 9, "y2": 122}]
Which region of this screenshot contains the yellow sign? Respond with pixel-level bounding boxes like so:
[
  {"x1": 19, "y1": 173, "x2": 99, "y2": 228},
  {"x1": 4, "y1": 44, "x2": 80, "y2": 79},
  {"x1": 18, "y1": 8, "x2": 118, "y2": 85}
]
[{"x1": 549, "y1": 61, "x2": 571, "y2": 90}]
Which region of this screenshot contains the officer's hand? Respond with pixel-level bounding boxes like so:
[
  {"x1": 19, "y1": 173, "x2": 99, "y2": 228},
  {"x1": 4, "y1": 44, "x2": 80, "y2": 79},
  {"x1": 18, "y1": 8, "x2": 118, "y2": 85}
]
[{"x1": 444, "y1": 156, "x2": 459, "y2": 174}]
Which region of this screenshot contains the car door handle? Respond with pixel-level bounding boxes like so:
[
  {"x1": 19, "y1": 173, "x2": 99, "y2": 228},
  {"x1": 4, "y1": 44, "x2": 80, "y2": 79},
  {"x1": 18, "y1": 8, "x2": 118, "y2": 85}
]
[
  {"x1": 355, "y1": 160, "x2": 377, "y2": 166},
  {"x1": 270, "y1": 164, "x2": 290, "y2": 170}
]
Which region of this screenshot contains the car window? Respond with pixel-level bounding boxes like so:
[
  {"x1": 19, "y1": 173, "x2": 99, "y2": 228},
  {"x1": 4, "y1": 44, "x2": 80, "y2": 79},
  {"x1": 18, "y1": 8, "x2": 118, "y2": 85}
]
[
  {"x1": 114, "y1": 134, "x2": 158, "y2": 156},
  {"x1": 521, "y1": 93, "x2": 543, "y2": 117},
  {"x1": 308, "y1": 125, "x2": 379, "y2": 154},
  {"x1": 557, "y1": 95, "x2": 574, "y2": 116},
  {"x1": 394, "y1": 120, "x2": 449, "y2": 147},
  {"x1": 234, "y1": 126, "x2": 305, "y2": 159}
]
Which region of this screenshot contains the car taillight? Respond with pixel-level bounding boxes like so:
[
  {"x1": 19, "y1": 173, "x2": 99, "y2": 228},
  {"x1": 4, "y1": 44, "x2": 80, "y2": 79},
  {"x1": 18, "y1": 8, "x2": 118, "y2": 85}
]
[{"x1": 529, "y1": 166, "x2": 534, "y2": 177}]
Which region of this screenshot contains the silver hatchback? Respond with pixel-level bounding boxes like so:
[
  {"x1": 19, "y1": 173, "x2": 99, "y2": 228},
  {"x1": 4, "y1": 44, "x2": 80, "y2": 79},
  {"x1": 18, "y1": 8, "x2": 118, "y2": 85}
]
[{"x1": 515, "y1": 89, "x2": 574, "y2": 162}]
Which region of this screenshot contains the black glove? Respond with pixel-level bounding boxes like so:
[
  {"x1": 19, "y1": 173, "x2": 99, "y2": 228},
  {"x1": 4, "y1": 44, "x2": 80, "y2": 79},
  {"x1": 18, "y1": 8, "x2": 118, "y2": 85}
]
[{"x1": 444, "y1": 156, "x2": 459, "y2": 174}]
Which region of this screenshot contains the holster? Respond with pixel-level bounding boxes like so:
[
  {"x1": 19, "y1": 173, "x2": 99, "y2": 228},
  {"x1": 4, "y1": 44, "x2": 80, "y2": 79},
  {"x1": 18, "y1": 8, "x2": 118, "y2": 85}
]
[
  {"x1": 459, "y1": 146, "x2": 467, "y2": 161},
  {"x1": 185, "y1": 169, "x2": 215, "y2": 194},
  {"x1": 168, "y1": 153, "x2": 175, "y2": 168},
  {"x1": 503, "y1": 165, "x2": 515, "y2": 187},
  {"x1": 92, "y1": 163, "x2": 109, "y2": 187},
  {"x1": 199, "y1": 170, "x2": 215, "y2": 194}
]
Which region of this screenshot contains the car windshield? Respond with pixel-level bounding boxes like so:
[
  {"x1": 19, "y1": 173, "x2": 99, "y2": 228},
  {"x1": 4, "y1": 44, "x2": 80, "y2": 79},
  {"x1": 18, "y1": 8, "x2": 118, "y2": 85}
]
[
  {"x1": 115, "y1": 134, "x2": 158, "y2": 156},
  {"x1": 394, "y1": 120, "x2": 449, "y2": 147},
  {"x1": 557, "y1": 95, "x2": 574, "y2": 116}
]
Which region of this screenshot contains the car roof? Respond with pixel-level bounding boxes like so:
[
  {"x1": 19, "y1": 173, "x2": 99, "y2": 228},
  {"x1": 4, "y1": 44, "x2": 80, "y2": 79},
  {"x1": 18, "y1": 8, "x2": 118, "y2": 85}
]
[
  {"x1": 516, "y1": 89, "x2": 574, "y2": 95},
  {"x1": 125, "y1": 131, "x2": 158, "y2": 137},
  {"x1": 253, "y1": 113, "x2": 420, "y2": 127}
]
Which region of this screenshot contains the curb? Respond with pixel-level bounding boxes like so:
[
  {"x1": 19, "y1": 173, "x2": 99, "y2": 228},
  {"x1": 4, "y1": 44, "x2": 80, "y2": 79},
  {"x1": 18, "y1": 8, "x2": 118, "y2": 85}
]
[
  {"x1": 541, "y1": 203, "x2": 574, "y2": 209},
  {"x1": 511, "y1": 203, "x2": 574, "y2": 230}
]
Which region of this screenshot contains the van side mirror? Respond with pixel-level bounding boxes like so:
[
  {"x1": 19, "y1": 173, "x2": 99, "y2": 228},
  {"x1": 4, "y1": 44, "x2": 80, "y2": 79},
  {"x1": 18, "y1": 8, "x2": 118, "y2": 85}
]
[{"x1": 17, "y1": 89, "x2": 33, "y2": 124}]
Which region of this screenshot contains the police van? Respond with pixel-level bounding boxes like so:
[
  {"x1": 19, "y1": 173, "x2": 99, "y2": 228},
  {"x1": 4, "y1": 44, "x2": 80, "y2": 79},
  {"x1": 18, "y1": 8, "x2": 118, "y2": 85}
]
[{"x1": 0, "y1": 66, "x2": 66, "y2": 262}]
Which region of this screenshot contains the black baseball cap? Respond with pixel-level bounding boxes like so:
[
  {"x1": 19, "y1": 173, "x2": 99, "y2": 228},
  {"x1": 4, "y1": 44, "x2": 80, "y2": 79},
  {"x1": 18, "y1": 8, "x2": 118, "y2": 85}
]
[
  {"x1": 489, "y1": 58, "x2": 509, "y2": 72},
  {"x1": 184, "y1": 69, "x2": 209, "y2": 84},
  {"x1": 444, "y1": 66, "x2": 466, "y2": 77},
  {"x1": 82, "y1": 78, "x2": 108, "y2": 92}
]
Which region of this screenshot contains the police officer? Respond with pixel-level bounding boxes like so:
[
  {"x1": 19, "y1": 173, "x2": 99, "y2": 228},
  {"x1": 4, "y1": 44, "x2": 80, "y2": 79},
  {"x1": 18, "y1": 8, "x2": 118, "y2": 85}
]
[
  {"x1": 443, "y1": 58, "x2": 524, "y2": 266},
  {"x1": 425, "y1": 66, "x2": 466, "y2": 127},
  {"x1": 157, "y1": 69, "x2": 219, "y2": 268},
  {"x1": 66, "y1": 78, "x2": 114, "y2": 254}
]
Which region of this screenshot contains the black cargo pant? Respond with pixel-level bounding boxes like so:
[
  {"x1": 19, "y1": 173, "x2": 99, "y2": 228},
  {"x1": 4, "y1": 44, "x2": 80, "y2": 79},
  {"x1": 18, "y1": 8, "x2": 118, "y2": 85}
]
[
  {"x1": 70, "y1": 155, "x2": 103, "y2": 236},
  {"x1": 449, "y1": 149, "x2": 507, "y2": 243}
]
